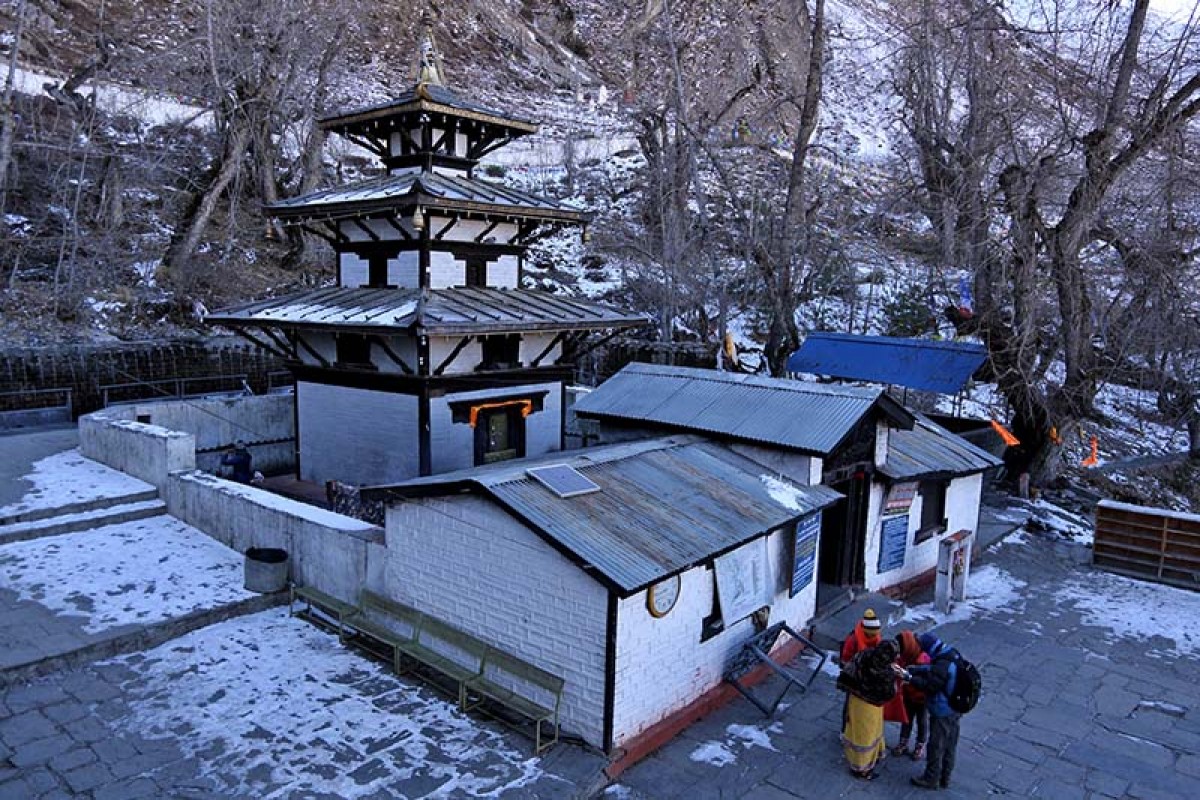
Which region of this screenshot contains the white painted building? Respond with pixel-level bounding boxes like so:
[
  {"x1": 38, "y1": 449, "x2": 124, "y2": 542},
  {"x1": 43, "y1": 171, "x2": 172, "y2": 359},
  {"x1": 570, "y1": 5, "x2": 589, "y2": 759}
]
[
  {"x1": 363, "y1": 436, "x2": 840, "y2": 752},
  {"x1": 573, "y1": 364, "x2": 1002, "y2": 606}
]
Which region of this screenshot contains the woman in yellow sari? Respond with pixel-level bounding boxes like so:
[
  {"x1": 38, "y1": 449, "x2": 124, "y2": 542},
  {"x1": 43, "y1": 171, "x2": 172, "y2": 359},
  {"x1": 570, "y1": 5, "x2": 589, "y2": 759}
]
[{"x1": 837, "y1": 639, "x2": 897, "y2": 780}]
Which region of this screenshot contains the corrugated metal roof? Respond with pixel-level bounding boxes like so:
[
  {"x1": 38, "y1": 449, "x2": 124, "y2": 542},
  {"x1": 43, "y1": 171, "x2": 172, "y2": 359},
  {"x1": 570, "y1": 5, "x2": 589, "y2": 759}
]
[
  {"x1": 365, "y1": 436, "x2": 843, "y2": 595},
  {"x1": 320, "y1": 83, "x2": 539, "y2": 131},
  {"x1": 268, "y1": 168, "x2": 586, "y2": 223},
  {"x1": 206, "y1": 287, "x2": 649, "y2": 335},
  {"x1": 882, "y1": 415, "x2": 1003, "y2": 480},
  {"x1": 786, "y1": 333, "x2": 988, "y2": 394},
  {"x1": 572, "y1": 363, "x2": 915, "y2": 456}
]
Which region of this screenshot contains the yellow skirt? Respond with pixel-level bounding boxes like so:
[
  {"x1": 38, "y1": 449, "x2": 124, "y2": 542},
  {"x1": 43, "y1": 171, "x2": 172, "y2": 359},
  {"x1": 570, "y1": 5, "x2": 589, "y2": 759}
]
[{"x1": 841, "y1": 693, "x2": 885, "y2": 774}]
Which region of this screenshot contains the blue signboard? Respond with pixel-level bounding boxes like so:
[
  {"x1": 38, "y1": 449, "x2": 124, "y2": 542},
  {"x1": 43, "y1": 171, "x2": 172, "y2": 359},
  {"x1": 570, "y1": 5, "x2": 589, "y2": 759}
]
[
  {"x1": 790, "y1": 512, "x2": 821, "y2": 597},
  {"x1": 878, "y1": 514, "x2": 909, "y2": 574}
]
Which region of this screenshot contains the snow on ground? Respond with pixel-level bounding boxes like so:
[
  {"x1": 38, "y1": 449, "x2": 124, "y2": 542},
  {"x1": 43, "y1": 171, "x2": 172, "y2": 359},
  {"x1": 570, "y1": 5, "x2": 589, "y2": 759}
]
[
  {"x1": 1027, "y1": 498, "x2": 1095, "y2": 545},
  {"x1": 0, "y1": 449, "x2": 154, "y2": 519},
  {"x1": 0, "y1": 516, "x2": 252, "y2": 634},
  {"x1": 688, "y1": 720, "x2": 782, "y2": 768},
  {"x1": 1054, "y1": 571, "x2": 1200, "y2": 660},
  {"x1": 111, "y1": 610, "x2": 549, "y2": 798},
  {"x1": 899, "y1": 562, "x2": 1028, "y2": 626}
]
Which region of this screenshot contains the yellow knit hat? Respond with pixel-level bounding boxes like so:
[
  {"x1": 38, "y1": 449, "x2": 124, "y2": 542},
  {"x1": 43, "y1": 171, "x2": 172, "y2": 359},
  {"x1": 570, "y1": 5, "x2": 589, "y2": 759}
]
[{"x1": 862, "y1": 608, "x2": 882, "y2": 632}]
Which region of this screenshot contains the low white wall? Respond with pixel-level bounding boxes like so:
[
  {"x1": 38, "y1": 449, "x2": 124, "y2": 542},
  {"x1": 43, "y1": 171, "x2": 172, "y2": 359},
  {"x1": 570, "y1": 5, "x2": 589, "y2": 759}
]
[
  {"x1": 864, "y1": 472, "x2": 984, "y2": 591},
  {"x1": 79, "y1": 410, "x2": 196, "y2": 491},
  {"x1": 611, "y1": 526, "x2": 819, "y2": 748},
  {"x1": 165, "y1": 471, "x2": 384, "y2": 605}
]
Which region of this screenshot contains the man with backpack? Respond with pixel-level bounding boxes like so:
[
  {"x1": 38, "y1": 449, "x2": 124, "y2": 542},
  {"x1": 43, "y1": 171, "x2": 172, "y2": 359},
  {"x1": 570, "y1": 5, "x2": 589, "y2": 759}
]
[{"x1": 893, "y1": 632, "x2": 980, "y2": 790}]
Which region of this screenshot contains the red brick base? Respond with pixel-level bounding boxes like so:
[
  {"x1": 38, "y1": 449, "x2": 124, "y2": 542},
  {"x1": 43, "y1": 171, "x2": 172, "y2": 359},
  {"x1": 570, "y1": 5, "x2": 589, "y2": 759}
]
[
  {"x1": 604, "y1": 636, "x2": 807, "y2": 779},
  {"x1": 879, "y1": 566, "x2": 937, "y2": 599}
]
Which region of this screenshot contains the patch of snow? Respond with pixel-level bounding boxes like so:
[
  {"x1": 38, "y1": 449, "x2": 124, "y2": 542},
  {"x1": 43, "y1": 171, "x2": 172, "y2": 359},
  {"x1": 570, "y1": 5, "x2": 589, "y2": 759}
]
[
  {"x1": 1054, "y1": 571, "x2": 1200, "y2": 658},
  {"x1": 0, "y1": 449, "x2": 155, "y2": 519},
  {"x1": 727, "y1": 723, "x2": 777, "y2": 752},
  {"x1": 689, "y1": 741, "x2": 736, "y2": 767},
  {"x1": 0, "y1": 516, "x2": 253, "y2": 634},
  {"x1": 900, "y1": 564, "x2": 1028, "y2": 625},
  {"x1": 110, "y1": 610, "x2": 548, "y2": 797},
  {"x1": 760, "y1": 474, "x2": 807, "y2": 512},
  {"x1": 1029, "y1": 498, "x2": 1094, "y2": 545}
]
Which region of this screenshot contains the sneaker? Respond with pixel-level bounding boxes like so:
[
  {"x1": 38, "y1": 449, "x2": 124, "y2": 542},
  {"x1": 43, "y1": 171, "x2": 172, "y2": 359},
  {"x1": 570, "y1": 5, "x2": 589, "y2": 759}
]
[
  {"x1": 912, "y1": 742, "x2": 926, "y2": 760},
  {"x1": 910, "y1": 776, "x2": 940, "y2": 790},
  {"x1": 892, "y1": 743, "x2": 910, "y2": 756},
  {"x1": 851, "y1": 769, "x2": 878, "y2": 781}
]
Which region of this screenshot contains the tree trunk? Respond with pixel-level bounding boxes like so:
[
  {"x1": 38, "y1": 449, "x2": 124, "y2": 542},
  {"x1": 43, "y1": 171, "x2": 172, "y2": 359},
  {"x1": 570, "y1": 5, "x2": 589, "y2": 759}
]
[
  {"x1": 0, "y1": 0, "x2": 29, "y2": 221},
  {"x1": 163, "y1": 118, "x2": 252, "y2": 276}
]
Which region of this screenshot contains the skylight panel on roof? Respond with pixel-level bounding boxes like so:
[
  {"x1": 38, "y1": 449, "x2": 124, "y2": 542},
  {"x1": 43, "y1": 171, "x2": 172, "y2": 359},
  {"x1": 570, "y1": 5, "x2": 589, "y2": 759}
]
[{"x1": 526, "y1": 465, "x2": 601, "y2": 498}]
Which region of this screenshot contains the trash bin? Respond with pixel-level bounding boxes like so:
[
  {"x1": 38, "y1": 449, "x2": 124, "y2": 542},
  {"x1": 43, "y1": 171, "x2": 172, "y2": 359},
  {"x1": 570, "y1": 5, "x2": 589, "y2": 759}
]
[{"x1": 244, "y1": 547, "x2": 289, "y2": 593}]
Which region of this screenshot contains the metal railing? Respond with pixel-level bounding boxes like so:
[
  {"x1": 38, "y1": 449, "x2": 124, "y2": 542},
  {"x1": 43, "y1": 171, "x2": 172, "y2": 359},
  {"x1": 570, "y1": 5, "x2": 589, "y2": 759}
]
[{"x1": 101, "y1": 375, "x2": 250, "y2": 407}]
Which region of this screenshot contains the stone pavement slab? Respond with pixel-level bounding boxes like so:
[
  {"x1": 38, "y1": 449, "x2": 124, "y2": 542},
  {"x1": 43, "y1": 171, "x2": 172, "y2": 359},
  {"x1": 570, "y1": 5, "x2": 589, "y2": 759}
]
[
  {"x1": 611, "y1": 528, "x2": 1200, "y2": 799},
  {"x1": 1, "y1": 608, "x2": 605, "y2": 798}
]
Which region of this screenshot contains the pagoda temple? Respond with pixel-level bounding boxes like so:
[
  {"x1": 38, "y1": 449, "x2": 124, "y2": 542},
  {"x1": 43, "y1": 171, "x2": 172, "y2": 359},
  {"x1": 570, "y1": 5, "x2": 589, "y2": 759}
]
[{"x1": 208, "y1": 19, "x2": 646, "y2": 487}]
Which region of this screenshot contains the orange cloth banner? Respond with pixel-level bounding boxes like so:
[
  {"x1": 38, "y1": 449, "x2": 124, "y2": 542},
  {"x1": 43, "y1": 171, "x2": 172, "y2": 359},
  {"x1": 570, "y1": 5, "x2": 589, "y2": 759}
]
[
  {"x1": 990, "y1": 419, "x2": 1021, "y2": 446},
  {"x1": 1081, "y1": 435, "x2": 1099, "y2": 467},
  {"x1": 468, "y1": 400, "x2": 533, "y2": 428}
]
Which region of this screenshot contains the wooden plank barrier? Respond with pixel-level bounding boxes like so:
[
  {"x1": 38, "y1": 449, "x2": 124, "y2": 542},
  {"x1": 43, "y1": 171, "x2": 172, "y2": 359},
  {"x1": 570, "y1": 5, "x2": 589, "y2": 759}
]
[{"x1": 1093, "y1": 500, "x2": 1200, "y2": 591}]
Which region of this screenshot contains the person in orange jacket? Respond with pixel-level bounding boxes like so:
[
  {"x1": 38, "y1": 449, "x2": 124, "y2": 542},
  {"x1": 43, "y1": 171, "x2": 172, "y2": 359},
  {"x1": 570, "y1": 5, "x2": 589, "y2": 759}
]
[{"x1": 892, "y1": 629, "x2": 931, "y2": 759}]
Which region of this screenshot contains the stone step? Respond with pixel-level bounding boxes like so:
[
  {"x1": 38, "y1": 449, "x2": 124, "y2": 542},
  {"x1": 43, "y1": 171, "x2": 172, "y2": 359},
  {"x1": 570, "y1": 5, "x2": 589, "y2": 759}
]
[
  {"x1": 0, "y1": 488, "x2": 160, "y2": 527},
  {"x1": 0, "y1": 499, "x2": 167, "y2": 546},
  {"x1": 810, "y1": 591, "x2": 907, "y2": 656}
]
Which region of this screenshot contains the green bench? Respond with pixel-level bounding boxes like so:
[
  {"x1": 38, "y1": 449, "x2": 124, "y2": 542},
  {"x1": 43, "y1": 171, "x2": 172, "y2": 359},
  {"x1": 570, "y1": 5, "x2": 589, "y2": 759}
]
[
  {"x1": 350, "y1": 591, "x2": 487, "y2": 709},
  {"x1": 289, "y1": 584, "x2": 359, "y2": 641},
  {"x1": 294, "y1": 587, "x2": 565, "y2": 752},
  {"x1": 466, "y1": 647, "x2": 565, "y2": 754}
]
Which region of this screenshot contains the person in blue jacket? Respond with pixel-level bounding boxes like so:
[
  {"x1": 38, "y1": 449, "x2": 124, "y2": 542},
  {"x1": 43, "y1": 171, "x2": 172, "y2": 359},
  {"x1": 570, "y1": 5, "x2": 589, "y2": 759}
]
[
  {"x1": 221, "y1": 440, "x2": 253, "y2": 484},
  {"x1": 894, "y1": 632, "x2": 960, "y2": 790}
]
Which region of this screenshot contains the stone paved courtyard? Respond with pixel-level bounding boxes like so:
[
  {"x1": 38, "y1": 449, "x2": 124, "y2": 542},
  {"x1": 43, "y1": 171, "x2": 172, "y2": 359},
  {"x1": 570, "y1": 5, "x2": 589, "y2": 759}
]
[
  {"x1": 4, "y1": 430, "x2": 1199, "y2": 798},
  {"x1": 611, "y1": 530, "x2": 1200, "y2": 799}
]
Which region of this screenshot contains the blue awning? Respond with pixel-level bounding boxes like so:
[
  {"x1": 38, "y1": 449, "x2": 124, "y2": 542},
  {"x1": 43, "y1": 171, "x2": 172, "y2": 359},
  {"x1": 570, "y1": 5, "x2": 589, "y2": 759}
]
[{"x1": 786, "y1": 333, "x2": 987, "y2": 395}]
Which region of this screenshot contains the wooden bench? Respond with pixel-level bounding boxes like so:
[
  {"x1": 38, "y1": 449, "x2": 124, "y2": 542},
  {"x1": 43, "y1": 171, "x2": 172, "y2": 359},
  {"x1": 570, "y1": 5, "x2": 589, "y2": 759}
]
[
  {"x1": 396, "y1": 616, "x2": 488, "y2": 708},
  {"x1": 465, "y1": 647, "x2": 565, "y2": 754},
  {"x1": 289, "y1": 584, "x2": 360, "y2": 641},
  {"x1": 347, "y1": 590, "x2": 424, "y2": 669}
]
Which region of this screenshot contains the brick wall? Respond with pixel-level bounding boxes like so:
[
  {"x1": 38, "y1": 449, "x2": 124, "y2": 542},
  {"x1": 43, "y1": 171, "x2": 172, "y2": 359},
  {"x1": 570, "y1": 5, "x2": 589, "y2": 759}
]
[
  {"x1": 429, "y1": 382, "x2": 563, "y2": 474},
  {"x1": 385, "y1": 495, "x2": 609, "y2": 747},
  {"x1": 611, "y1": 527, "x2": 819, "y2": 747}
]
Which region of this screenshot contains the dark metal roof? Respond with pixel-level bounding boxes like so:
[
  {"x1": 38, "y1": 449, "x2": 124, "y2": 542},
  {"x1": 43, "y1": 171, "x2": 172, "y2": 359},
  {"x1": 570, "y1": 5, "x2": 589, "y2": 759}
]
[
  {"x1": 364, "y1": 436, "x2": 843, "y2": 595},
  {"x1": 320, "y1": 82, "x2": 539, "y2": 133},
  {"x1": 572, "y1": 363, "x2": 915, "y2": 456},
  {"x1": 205, "y1": 287, "x2": 649, "y2": 335},
  {"x1": 268, "y1": 168, "x2": 588, "y2": 224},
  {"x1": 882, "y1": 415, "x2": 1003, "y2": 480},
  {"x1": 786, "y1": 333, "x2": 988, "y2": 394}
]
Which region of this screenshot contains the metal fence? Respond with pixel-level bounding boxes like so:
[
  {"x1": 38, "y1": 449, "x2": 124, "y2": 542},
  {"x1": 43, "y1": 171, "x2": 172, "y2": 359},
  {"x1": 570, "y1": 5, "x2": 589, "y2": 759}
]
[
  {"x1": 100, "y1": 375, "x2": 250, "y2": 407},
  {"x1": 1093, "y1": 499, "x2": 1200, "y2": 591},
  {"x1": 0, "y1": 387, "x2": 73, "y2": 429}
]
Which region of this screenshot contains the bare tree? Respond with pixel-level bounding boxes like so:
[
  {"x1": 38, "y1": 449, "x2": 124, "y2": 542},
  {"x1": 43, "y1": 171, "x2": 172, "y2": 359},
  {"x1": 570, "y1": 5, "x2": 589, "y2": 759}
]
[
  {"x1": 162, "y1": 0, "x2": 348, "y2": 284},
  {"x1": 0, "y1": 0, "x2": 29, "y2": 223}
]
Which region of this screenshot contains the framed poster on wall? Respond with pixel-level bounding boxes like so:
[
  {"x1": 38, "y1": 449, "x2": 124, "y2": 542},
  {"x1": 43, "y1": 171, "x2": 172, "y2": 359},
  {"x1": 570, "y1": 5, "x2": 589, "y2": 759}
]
[
  {"x1": 790, "y1": 512, "x2": 821, "y2": 597},
  {"x1": 877, "y1": 514, "x2": 909, "y2": 574},
  {"x1": 885, "y1": 482, "x2": 918, "y2": 514},
  {"x1": 715, "y1": 538, "x2": 772, "y2": 624}
]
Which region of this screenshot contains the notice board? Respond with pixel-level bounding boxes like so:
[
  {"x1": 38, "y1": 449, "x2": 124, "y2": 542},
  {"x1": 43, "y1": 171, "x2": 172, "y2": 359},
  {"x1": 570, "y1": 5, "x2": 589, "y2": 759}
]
[
  {"x1": 877, "y1": 514, "x2": 909, "y2": 574},
  {"x1": 715, "y1": 538, "x2": 773, "y2": 624},
  {"x1": 790, "y1": 512, "x2": 821, "y2": 597}
]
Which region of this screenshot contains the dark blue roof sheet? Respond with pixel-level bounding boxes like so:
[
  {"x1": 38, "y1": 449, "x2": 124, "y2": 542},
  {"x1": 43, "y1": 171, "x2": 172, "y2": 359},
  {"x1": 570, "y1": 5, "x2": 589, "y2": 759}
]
[
  {"x1": 365, "y1": 436, "x2": 842, "y2": 595},
  {"x1": 786, "y1": 333, "x2": 988, "y2": 394},
  {"x1": 572, "y1": 363, "x2": 914, "y2": 456}
]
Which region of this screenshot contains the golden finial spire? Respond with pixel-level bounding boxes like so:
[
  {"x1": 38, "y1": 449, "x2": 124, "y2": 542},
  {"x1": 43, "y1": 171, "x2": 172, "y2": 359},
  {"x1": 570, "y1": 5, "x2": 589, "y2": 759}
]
[{"x1": 414, "y1": 11, "x2": 446, "y2": 87}]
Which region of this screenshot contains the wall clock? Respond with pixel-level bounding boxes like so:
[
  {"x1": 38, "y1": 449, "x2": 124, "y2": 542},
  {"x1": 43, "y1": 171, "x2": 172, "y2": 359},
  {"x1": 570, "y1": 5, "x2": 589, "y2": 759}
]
[{"x1": 648, "y1": 574, "x2": 681, "y2": 618}]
